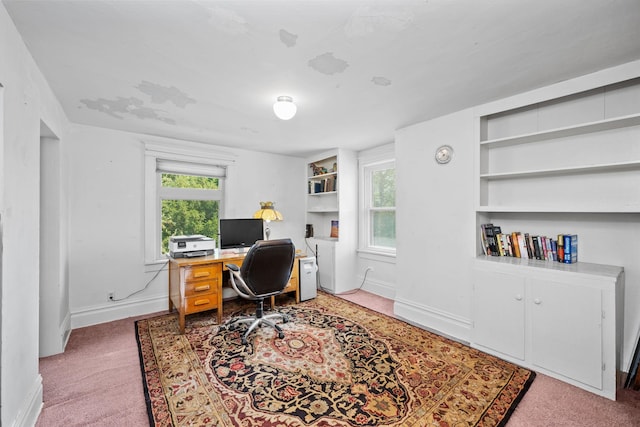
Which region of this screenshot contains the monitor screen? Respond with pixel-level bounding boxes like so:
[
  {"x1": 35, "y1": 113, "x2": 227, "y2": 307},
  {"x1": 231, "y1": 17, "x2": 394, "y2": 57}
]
[{"x1": 219, "y1": 218, "x2": 264, "y2": 249}]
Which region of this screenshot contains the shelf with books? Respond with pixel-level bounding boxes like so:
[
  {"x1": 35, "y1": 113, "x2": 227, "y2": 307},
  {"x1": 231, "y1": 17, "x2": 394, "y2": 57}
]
[
  {"x1": 305, "y1": 149, "x2": 357, "y2": 294},
  {"x1": 480, "y1": 223, "x2": 577, "y2": 264}
]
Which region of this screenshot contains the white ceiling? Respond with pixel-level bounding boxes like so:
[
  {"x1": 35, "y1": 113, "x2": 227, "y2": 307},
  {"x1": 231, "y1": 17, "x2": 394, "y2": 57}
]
[{"x1": 4, "y1": 0, "x2": 640, "y2": 157}]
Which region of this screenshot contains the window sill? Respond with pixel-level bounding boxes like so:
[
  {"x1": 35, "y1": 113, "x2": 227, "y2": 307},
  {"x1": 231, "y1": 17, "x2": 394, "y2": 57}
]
[
  {"x1": 357, "y1": 249, "x2": 397, "y2": 263},
  {"x1": 145, "y1": 256, "x2": 170, "y2": 273}
]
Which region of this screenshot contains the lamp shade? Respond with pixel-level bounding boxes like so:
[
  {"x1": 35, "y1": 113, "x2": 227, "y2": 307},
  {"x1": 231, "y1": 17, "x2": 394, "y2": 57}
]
[
  {"x1": 273, "y1": 96, "x2": 297, "y2": 120},
  {"x1": 253, "y1": 201, "x2": 283, "y2": 222}
]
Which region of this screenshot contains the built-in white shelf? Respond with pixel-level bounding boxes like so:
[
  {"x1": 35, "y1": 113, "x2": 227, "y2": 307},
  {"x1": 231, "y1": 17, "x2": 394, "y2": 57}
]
[
  {"x1": 307, "y1": 209, "x2": 339, "y2": 213},
  {"x1": 308, "y1": 171, "x2": 337, "y2": 180},
  {"x1": 477, "y1": 206, "x2": 640, "y2": 213},
  {"x1": 480, "y1": 113, "x2": 640, "y2": 148},
  {"x1": 480, "y1": 160, "x2": 640, "y2": 180},
  {"x1": 308, "y1": 191, "x2": 337, "y2": 196}
]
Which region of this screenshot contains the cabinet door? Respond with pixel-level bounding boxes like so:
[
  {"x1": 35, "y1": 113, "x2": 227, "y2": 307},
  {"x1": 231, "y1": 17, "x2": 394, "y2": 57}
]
[
  {"x1": 315, "y1": 240, "x2": 335, "y2": 293},
  {"x1": 473, "y1": 270, "x2": 526, "y2": 360},
  {"x1": 529, "y1": 278, "x2": 602, "y2": 389}
]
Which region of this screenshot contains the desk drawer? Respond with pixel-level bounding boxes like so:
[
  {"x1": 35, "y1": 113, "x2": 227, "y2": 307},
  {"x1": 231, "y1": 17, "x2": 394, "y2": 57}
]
[
  {"x1": 183, "y1": 265, "x2": 218, "y2": 283},
  {"x1": 184, "y1": 278, "x2": 219, "y2": 296},
  {"x1": 184, "y1": 293, "x2": 219, "y2": 314}
]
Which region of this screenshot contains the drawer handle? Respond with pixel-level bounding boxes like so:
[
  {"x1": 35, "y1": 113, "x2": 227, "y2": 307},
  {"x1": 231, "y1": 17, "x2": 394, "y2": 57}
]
[
  {"x1": 515, "y1": 294, "x2": 523, "y2": 301},
  {"x1": 195, "y1": 284, "x2": 210, "y2": 292},
  {"x1": 194, "y1": 271, "x2": 211, "y2": 278},
  {"x1": 534, "y1": 298, "x2": 542, "y2": 305},
  {"x1": 194, "y1": 299, "x2": 210, "y2": 306}
]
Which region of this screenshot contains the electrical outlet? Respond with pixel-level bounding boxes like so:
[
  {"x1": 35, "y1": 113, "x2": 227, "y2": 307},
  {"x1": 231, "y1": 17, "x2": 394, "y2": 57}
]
[{"x1": 108, "y1": 292, "x2": 115, "y2": 301}]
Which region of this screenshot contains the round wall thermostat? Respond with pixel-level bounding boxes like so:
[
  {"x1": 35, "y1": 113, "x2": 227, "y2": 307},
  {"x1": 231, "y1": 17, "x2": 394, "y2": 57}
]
[{"x1": 435, "y1": 145, "x2": 453, "y2": 164}]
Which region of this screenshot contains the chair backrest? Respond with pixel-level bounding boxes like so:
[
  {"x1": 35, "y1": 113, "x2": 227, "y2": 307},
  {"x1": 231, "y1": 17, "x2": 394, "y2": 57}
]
[{"x1": 240, "y1": 238, "x2": 295, "y2": 296}]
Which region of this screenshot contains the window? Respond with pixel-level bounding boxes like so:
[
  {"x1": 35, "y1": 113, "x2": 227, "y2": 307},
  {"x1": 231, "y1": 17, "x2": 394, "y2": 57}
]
[
  {"x1": 361, "y1": 158, "x2": 396, "y2": 254},
  {"x1": 159, "y1": 173, "x2": 221, "y2": 255},
  {"x1": 144, "y1": 141, "x2": 233, "y2": 263}
]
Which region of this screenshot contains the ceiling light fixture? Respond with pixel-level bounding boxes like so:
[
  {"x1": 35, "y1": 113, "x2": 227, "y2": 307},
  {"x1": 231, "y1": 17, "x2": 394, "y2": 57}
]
[{"x1": 273, "y1": 96, "x2": 297, "y2": 120}]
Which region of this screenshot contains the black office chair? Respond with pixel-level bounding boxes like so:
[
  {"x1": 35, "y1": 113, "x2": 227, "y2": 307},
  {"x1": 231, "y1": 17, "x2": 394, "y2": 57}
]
[{"x1": 224, "y1": 238, "x2": 295, "y2": 344}]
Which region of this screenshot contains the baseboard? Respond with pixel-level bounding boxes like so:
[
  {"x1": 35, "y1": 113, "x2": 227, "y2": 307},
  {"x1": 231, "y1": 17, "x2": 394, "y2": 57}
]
[
  {"x1": 359, "y1": 276, "x2": 395, "y2": 300},
  {"x1": 10, "y1": 374, "x2": 43, "y2": 427},
  {"x1": 393, "y1": 297, "x2": 471, "y2": 343},
  {"x1": 71, "y1": 295, "x2": 168, "y2": 329},
  {"x1": 61, "y1": 310, "x2": 72, "y2": 350}
]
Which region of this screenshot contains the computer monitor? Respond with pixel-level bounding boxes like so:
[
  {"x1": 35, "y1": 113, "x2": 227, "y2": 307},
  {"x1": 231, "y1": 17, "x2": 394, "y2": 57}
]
[{"x1": 219, "y1": 218, "x2": 264, "y2": 249}]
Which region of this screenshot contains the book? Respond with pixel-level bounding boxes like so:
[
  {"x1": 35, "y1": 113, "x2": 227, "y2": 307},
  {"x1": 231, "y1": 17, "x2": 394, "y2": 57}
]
[
  {"x1": 533, "y1": 236, "x2": 542, "y2": 260},
  {"x1": 545, "y1": 237, "x2": 553, "y2": 261},
  {"x1": 480, "y1": 224, "x2": 492, "y2": 255},
  {"x1": 563, "y1": 234, "x2": 578, "y2": 263},
  {"x1": 492, "y1": 226, "x2": 502, "y2": 255},
  {"x1": 502, "y1": 234, "x2": 513, "y2": 257},
  {"x1": 525, "y1": 233, "x2": 534, "y2": 258},
  {"x1": 557, "y1": 234, "x2": 564, "y2": 263},
  {"x1": 495, "y1": 233, "x2": 506, "y2": 256},
  {"x1": 516, "y1": 233, "x2": 529, "y2": 259},
  {"x1": 330, "y1": 220, "x2": 339, "y2": 238},
  {"x1": 550, "y1": 239, "x2": 558, "y2": 261},
  {"x1": 511, "y1": 232, "x2": 521, "y2": 258},
  {"x1": 481, "y1": 224, "x2": 498, "y2": 256}
]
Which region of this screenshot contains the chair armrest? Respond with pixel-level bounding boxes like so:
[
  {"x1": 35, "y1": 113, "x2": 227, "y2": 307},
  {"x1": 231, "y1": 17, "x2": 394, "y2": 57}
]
[{"x1": 226, "y1": 264, "x2": 240, "y2": 272}]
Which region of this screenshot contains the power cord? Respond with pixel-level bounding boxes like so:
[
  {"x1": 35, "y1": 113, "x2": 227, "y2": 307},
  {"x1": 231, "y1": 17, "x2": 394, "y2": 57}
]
[
  {"x1": 304, "y1": 237, "x2": 372, "y2": 295},
  {"x1": 109, "y1": 259, "x2": 170, "y2": 302},
  {"x1": 337, "y1": 267, "x2": 372, "y2": 296}
]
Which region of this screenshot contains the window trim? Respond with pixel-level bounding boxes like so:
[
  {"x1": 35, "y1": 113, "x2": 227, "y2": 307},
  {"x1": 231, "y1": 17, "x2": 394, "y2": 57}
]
[
  {"x1": 358, "y1": 146, "x2": 396, "y2": 257},
  {"x1": 144, "y1": 140, "x2": 235, "y2": 264}
]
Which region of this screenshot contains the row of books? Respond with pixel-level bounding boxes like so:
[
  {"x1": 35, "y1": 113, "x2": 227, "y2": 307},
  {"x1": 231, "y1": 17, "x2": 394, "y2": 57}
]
[
  {"x1": 480, "y1": 223, "x2": 578, "y2": 263},
  {"x1": 308, "y1": 175, "x2": 337, "y2": 194}
]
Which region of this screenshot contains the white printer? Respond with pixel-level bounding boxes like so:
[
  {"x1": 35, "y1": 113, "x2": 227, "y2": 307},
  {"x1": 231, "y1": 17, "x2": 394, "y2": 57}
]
[{"x1": 169, "y1": 235, "x2": 216, "y2": 258}]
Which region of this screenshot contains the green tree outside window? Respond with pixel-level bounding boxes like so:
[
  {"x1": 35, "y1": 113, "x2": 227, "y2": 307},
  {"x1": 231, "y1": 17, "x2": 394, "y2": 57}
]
[{"x1": 161, "y1": 174, "x2": 220, "y2": 254}]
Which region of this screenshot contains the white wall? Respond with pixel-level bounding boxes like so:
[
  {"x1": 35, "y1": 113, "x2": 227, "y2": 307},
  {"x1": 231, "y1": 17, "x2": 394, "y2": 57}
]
[
  {"x1": 66, "y1": 124, "x2": 306, "y2": 328},
  {"x1": 394, "y1": 109, "x2": 477, "y2": 340},
  {"x1": 0, "y1": 4, "x2": 70, "y2": 426}
]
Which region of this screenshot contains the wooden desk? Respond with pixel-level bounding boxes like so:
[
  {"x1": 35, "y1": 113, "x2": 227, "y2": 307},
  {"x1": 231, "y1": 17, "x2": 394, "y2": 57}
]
[{"x1": 169, "y1": 251, "x2": 301, "y2": 334}]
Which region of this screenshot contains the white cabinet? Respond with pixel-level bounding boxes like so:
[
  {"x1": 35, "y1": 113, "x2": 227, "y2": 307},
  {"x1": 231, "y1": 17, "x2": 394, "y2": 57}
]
[
  {"x1": 305, "y1": 149, "x2": 357, "y2": 294},
  {"x1": 472, "y1": 257, "x2": 624, "y2": 400}
]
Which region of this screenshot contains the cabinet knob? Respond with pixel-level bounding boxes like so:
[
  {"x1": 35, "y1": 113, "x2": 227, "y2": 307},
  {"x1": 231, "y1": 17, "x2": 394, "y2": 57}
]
[
  {"x1": 515, "y1": 294, "x2": 523, "y2": 301},
  {"x1": 534, "y1": 298, "x2": 542, "y2": 305}
]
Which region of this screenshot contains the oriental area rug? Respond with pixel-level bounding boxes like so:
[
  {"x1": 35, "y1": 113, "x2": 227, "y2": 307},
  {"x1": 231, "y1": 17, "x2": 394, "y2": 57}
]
[{"x1": 135, "y1": 293, "x2": 535, "y2": 427}]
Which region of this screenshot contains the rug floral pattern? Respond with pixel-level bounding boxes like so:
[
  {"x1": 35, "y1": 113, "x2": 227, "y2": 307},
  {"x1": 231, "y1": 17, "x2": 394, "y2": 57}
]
[{"x1": 136, "y1": 293, "x2": 535, "y2": 426}]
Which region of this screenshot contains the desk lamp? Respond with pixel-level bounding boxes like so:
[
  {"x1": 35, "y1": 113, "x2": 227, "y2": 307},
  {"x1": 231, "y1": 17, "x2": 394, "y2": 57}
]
[{"x1": 253, "y1": 201, "x2": 283, "y2": 240}]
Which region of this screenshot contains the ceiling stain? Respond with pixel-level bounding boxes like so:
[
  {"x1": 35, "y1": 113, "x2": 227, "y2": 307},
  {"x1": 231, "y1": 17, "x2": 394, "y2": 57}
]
[
  {"x1": 135, "y1": 81, "x2": 196, "y2": 107},
  {"x1": 203, "y1": 4, "x2": 248, "y2": 35},
  {"x1": 80, "y1": 97, "x2": 175, "y2": 124},
  {"x1": 372, "y1": 76, "x2": 391, "y2": 86},
  {"x1": 279, "y1": 29, "x2": 298, "y2": 47},
  {"x1": 308, "y1": 52, "x2": 349, "y2": 75},
  {"x1": 345, "y1": 5, "x2": 415, "y2": 37}
]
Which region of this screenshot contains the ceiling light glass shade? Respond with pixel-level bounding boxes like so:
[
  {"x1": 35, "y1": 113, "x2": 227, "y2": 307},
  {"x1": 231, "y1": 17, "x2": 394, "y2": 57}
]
[
  {"x1": 253, "y1": 201, "x2": 283, "y2": 222},
  {"x1": 273, "y1": 96, "x2": 297, "y2": 120}
]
